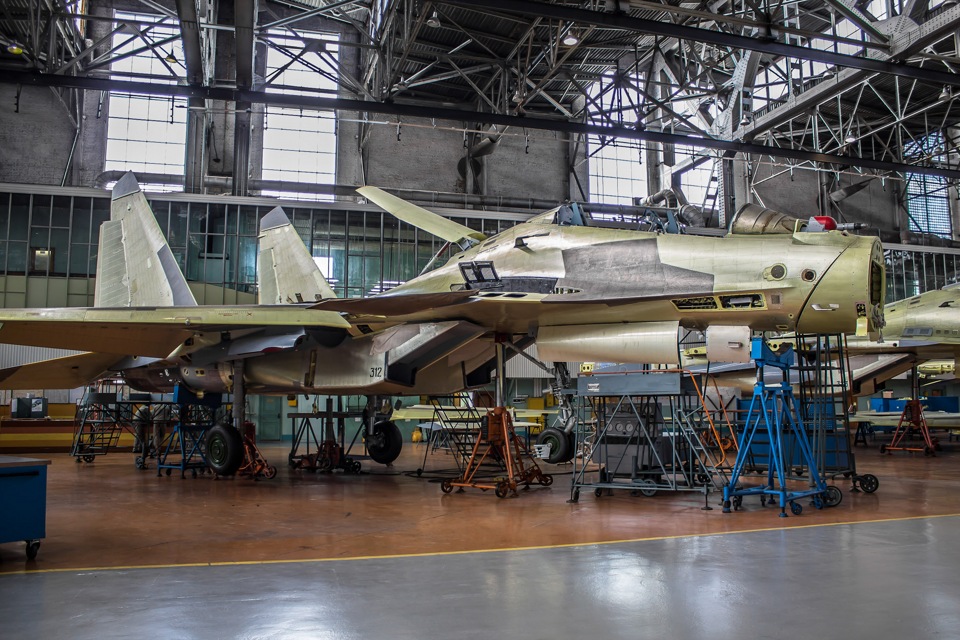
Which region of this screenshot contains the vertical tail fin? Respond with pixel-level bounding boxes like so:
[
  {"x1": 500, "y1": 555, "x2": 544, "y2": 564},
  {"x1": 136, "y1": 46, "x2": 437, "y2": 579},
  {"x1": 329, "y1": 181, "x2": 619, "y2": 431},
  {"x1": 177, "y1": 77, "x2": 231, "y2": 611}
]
[
  {"x1": 257, "y1": 206, "x2": 337, "y2": 304},
  {"x1": 95, "y1": 172, "x2": 197, "y2": 308}
]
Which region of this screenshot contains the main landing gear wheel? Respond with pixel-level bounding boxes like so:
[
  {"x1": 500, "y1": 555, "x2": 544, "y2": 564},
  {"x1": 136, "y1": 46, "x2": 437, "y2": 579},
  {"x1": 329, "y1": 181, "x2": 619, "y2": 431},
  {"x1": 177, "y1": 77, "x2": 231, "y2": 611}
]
[
  {"x1": 205, "y1": 425, "x2": 244, "y2": 476},
  {"x1": 367, "y1": 421, "x2": 403, "y2": 465},
  {"x1": 535, "y1": 427, "x2": 573, "y2": 464},
  {"x1": 857, "y1": 474, "x2": 879, "y2": 493}
]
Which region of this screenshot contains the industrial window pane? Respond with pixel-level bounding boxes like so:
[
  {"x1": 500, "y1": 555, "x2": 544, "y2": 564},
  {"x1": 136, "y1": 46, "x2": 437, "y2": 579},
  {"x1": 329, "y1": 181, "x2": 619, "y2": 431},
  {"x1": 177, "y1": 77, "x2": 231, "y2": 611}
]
[
  {"x1": 0, "y1": 193, "x2": 9, "y2": 240},
  {"x1": 261, "y1": 32, "x2": 339, "y2": 201},
  {"x1": 70, "y1": 244, "x2": 89, "y2": 277},
  {"x1": 105, "y1": 12, "x2": 186, "y2": 187},
  {"x1": 50, "y1": 228, "x2": 69, "y2": 276},
  {"x1": 905, "y1": 133, "x2": 952, "y2": 238},
  {"x1": 8, "y1": 241, "x2": 27, "y2": 274},
  {"x1": 9, "y1": 194, "x2": 28, "y2": 241},
  {"x1": 31, "y1": 195, "x2": 50, "y2": 226}
]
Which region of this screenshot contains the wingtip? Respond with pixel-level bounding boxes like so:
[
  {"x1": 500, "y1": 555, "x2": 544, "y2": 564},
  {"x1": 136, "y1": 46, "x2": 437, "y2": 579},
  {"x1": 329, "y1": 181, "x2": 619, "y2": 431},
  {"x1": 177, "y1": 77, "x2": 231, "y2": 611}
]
[
  {"x1": 259, "y1": 206, "x2": 291, "y2": 233},
  {"x1": 112, "y1": 171, "x2": 142, "y2": 200}
]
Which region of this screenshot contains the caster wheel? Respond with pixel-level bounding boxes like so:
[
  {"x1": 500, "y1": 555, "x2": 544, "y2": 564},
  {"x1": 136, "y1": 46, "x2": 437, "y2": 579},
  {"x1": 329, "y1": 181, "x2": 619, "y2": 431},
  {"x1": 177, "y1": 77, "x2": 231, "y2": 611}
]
[
  {"x1": 638, "y1": 479, "x2": 657, "y2": 497},
  {"x1": 812, "y1": 495, "x2": 824, "y2": 510},
  {"x1": 924, "y1": 446, "x2": 935, "y2": 457},
  {"x1": 696, "y1": 473, "x2": 710, "y2": 485},
  {"x1": 416, "y1": 468, "x2": 423, "y2": 477},
  {"x1": 191, "y1": 469, "x2": 198, "y2": 479},
  {"x1": 858, "y1": 474, "x2": 879, "y2": 493},
  {"x1": 879, "y1": 444, "x2": 887, "y2": 454},
  {"x1": 351, "y1": 461, "x2": 362, "y2": 474},
  {"x1": 823, "y1": 485, "x2": 843, "y2": 507},
  {"x1": 440, "y1": 479, "x2": 454, "y2": 494},
  {"x1": 264, "y1": 466, "x2": 277, "y2": 479},
  {"x1": 83, "y1": 455, "x2": 95, "y2": 463},
  {"x1": 539, "y1": 474, "x2": 554, "y2": 487},
  {"x1": 495, "y1": 482, "x2": 509, "y2": 498},
  {"x1": 165, "y1": 469, "x2": 172, "y2": 476},
  {"x1": 25, "y1": 540, "x2": 40, "y2": 560},
  {"x1": 594, "y1": 488, "x2": 604, "y2": 498},
  {"x1": 732, "y1": 495, "x2": 743, "y2": 511},
  {"x1": 572, "y1": 489, "x2": 580, "y2": 502},
  {"x1": 135, "y1": 456, "x2": 146, "y2": 470},
  {"x1": 790, "y1": 501, "x2": 803, "y2": 516}
]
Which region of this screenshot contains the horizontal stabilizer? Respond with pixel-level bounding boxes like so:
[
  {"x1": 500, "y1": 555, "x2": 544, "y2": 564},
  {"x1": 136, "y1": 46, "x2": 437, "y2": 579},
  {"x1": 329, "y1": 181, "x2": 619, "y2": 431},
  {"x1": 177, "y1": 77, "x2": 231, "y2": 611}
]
[
  {"x1": 258, "y1": 207, "x2": 338, "y2": 304},
  {"x1": 358, "y1": 186, "x2": 486, "y2": 244},
  {"x1": 0, "y1": 352, "x2": 123, "y2": 390}
]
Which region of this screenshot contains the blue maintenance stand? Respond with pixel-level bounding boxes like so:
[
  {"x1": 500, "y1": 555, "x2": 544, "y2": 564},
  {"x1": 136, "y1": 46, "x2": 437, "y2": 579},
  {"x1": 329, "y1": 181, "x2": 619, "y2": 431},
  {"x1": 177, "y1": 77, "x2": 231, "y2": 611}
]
[
  {"x1": 723, "y1": 338, "x2": 841, "y2": 517},
  {"x1": 156, "y1": 386, "x2": 223, "y2": 478}
]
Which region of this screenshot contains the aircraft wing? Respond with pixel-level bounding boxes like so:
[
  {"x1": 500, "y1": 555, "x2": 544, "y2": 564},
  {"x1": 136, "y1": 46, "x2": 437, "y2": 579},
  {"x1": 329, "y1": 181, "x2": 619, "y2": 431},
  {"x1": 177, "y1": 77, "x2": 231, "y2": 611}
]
[
  {"x1": 0, "y1": 352, "x2": 125, "y2": 390},
  {"x1": 357, "y1": 186, "x2": 487, "y2": 244},
  {"x1": 0, "y1": 306, "x2": 351, "y2": 357}
]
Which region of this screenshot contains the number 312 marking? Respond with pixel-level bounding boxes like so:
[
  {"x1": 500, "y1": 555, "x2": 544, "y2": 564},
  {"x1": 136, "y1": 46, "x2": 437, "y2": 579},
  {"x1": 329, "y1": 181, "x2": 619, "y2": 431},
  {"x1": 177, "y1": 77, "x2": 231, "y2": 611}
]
[{"x1": 369, "y1": 367, "x2": 383, "y2": 377}]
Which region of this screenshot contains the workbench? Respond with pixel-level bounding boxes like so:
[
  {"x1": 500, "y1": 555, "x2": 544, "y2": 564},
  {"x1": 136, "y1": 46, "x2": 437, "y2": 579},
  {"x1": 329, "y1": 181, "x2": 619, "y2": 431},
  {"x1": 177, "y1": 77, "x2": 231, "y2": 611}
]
[{"x1": 0, "y1": 455, "x2": 50, "y2": 560}]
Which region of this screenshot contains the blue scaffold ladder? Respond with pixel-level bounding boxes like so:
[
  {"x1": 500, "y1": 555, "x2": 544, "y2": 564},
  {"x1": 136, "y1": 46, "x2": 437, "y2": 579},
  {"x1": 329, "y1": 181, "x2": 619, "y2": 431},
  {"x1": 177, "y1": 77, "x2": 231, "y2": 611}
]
[{"x1": 723, "y1": 338, "x2": 841, "y2": 517}]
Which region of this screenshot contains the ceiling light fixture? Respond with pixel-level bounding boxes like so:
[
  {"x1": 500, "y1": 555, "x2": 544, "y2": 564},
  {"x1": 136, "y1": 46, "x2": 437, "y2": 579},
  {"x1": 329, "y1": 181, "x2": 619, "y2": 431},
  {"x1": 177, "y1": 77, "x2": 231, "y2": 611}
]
[
  {"x1": 164, "y1": 51, "x2": 177, "y2": 63},
  {"x1": 426, "y1": 10, "x2": 441, "y2": 28},
  {"x1": 844, "y1": 132, "x2": 857, "y2": 144},
  {"x1": 6, "y1": 42, "x2": 23, "y2": 55},
  {"x1": 562, "y1": 30, "x2": 580, "y2": 46}
]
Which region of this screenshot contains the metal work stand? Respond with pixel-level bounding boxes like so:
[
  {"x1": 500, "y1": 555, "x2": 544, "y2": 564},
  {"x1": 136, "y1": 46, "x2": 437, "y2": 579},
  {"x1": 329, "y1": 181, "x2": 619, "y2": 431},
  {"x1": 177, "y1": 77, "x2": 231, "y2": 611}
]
[
  {"x1": 287, "y1": 397, "x2": 364, "y2": 474},
  {"x1": 568, "y1": 368, "x2": 732, "y2": 507},
  {"x1": 441, "y1": 406, "x2": 552, "y2": 497},
  {"x1": 723, "y1": 339, "x2": 842, "y2": 517},
  {"x1": 156, "y1": 387, "x2": 221, "y2": 479},
  {"x1": 881, "y1": 368, "x2": 939, "y2": 456}
]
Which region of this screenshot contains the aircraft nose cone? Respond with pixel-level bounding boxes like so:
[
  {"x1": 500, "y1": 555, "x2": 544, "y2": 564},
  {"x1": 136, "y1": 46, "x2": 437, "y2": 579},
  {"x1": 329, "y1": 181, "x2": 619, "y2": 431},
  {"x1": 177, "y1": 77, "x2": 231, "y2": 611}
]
[{"x1": 796, "y1": 236, "x2": 885, "y2": 336}]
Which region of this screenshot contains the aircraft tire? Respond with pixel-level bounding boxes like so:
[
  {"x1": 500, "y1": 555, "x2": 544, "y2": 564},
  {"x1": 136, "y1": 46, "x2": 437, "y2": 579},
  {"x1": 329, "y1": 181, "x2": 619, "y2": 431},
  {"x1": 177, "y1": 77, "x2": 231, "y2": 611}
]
[
  {"x1": 536, "y1": 427, "x2": 571, "y2": 464},
  {"x1": 205, "y1": 425, "x2": 244, "y2": 476},
  {"x1": 368, "y1": 421, "x2": 403, "y2": 465}
]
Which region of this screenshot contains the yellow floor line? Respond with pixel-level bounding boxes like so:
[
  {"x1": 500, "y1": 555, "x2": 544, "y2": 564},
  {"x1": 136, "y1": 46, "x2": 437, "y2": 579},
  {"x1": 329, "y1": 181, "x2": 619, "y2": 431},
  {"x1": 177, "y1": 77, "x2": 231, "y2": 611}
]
[{"x1": 5, "y1": 512, "x2": 960, "y2": 577}]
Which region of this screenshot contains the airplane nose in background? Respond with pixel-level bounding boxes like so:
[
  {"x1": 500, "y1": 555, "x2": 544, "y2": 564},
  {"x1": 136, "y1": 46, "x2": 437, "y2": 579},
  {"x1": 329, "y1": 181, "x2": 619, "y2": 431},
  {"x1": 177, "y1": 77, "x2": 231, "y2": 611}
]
[{"x1": 796, "y1": 237, "x2": 885, "y2": 336}]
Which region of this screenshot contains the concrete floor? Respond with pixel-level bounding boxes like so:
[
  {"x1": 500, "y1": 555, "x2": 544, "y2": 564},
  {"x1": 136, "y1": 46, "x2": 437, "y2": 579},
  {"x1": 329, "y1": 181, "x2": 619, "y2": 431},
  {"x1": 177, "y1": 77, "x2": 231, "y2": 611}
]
[{"x1": 2, "y1": 442, "x2": 960, "y2": 637}]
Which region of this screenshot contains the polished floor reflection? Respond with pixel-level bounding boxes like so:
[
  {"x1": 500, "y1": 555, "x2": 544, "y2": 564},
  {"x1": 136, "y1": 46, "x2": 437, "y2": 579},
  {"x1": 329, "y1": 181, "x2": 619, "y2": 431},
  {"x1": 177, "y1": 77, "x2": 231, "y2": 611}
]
[{"x1": 1, "y1": 442, "x2": 959, "y2": 637}]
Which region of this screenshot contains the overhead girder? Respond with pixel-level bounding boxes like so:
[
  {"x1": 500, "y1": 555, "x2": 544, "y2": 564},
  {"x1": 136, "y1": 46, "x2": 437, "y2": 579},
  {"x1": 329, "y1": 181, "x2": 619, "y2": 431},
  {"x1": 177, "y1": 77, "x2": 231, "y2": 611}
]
[
  {"x1": 5, "y1": 68, "x2": 960, "y2": 180},
  {"x1": 442, "y1": 0, "x2": 960, "y2": 87}
]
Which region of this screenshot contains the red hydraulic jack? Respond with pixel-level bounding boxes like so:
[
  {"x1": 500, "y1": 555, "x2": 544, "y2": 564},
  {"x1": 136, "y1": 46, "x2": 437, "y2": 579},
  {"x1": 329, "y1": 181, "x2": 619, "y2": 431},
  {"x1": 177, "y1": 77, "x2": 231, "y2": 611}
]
[
  {"x1": 440, "y1": 336, "x2": 552, "y2": 497},
  {"x1": 440, "y1": 406, "x2": 553, "y2": 497},
  {"x1": 880, "y1": 399, "x2": 939, "y2": 457}
]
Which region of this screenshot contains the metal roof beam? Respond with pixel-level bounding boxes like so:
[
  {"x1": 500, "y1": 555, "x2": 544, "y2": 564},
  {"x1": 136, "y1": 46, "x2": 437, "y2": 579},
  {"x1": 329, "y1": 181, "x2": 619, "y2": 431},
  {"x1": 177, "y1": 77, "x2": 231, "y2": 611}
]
[
  {"x1": 174, "y1": 0, "x2": 205, "y2": 85},
  {"x1": 444, "y1": 0, "x2": 960, "y2": 87},
  {"x1": 6, "y1": 69, "x2": 959, "y2": 179}
]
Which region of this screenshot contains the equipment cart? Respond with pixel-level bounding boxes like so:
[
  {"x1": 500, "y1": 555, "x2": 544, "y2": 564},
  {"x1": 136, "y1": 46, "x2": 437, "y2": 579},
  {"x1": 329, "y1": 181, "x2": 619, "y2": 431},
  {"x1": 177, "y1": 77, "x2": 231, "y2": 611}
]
[{"x1": 0, "y1": 456, "x2": 50, "y2": 560}]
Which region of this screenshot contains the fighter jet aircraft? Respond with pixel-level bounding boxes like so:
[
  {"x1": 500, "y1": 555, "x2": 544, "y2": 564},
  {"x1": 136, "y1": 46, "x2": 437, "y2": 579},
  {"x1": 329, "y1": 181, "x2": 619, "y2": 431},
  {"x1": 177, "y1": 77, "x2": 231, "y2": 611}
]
[{"x1": 0, "y1": 173, "x2": 885, "y2": 472}]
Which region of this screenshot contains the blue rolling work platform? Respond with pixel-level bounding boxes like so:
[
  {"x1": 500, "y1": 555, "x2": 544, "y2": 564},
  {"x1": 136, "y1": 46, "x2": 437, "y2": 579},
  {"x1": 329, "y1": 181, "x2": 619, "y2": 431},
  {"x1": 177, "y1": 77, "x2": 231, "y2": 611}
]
[
  {"x1": 723, "y1": 338, "x2": 842, "y2": 517},
  {"x1": 156, "y1": 386, "x2": 223, "y2": 479}
]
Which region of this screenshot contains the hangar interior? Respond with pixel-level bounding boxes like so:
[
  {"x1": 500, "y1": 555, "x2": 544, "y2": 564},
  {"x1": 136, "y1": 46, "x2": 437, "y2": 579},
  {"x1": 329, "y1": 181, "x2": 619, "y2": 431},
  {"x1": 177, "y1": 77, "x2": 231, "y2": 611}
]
[{"x1": 2, "y1": 0, "x2": 960, "y2": 636}]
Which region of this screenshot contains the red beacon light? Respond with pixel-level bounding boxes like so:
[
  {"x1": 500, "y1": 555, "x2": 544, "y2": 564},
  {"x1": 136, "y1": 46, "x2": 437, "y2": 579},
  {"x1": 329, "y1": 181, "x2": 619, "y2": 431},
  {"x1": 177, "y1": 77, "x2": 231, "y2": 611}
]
[{"x1": 807, "y1": 215, "x2": 838, "y2": 232}]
